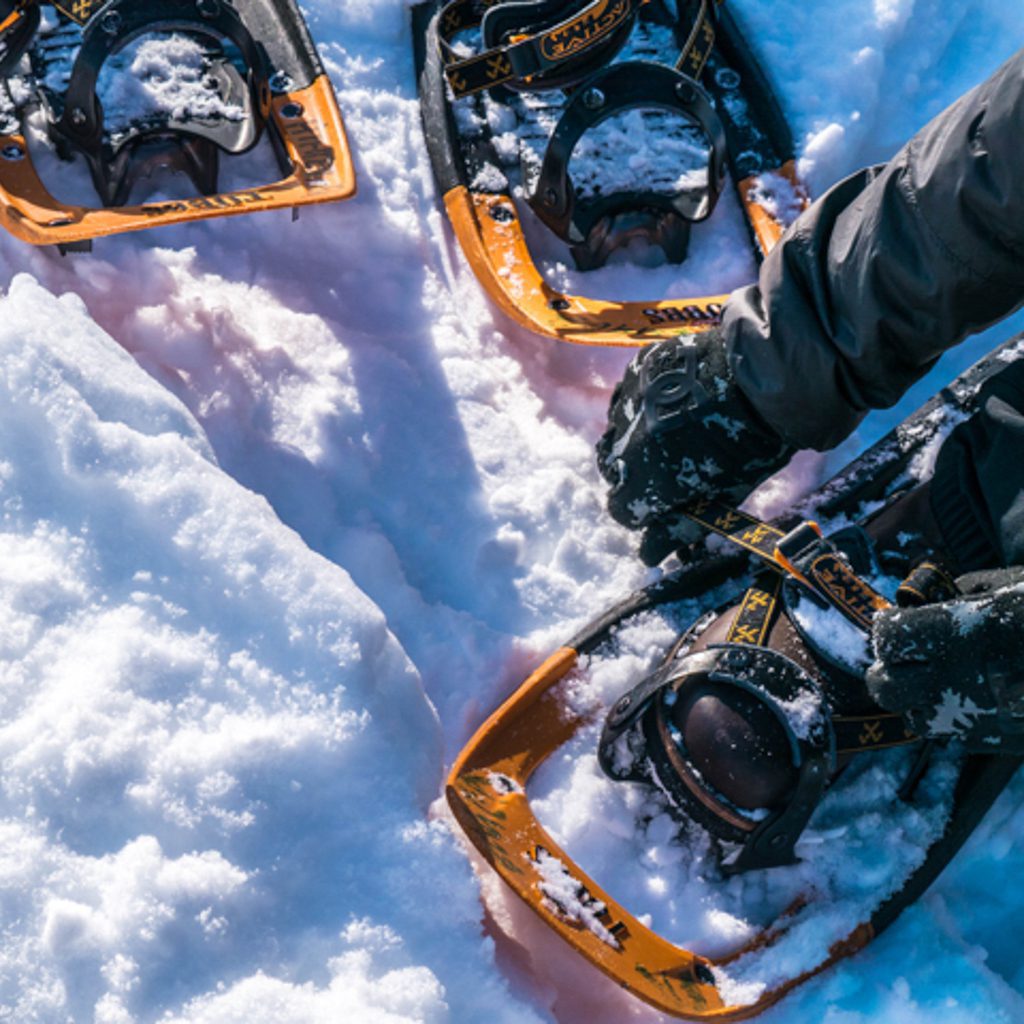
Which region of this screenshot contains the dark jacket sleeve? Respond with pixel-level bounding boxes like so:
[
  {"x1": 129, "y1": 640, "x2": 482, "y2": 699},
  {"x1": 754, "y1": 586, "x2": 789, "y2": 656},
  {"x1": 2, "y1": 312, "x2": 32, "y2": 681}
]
[{"x1": 723, "y1": 47, "x2": 1024, "y2": 451}]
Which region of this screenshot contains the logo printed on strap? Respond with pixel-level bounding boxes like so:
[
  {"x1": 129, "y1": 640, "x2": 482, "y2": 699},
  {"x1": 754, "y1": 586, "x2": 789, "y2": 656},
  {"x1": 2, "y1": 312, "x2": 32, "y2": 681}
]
[
  {"x1": 683, "y1": 498, "x2": 892, "y2": 633},
  {"x1": 539, "y1": 0, "x2": 632, "y2": 62},
  {"x1": 727, "y1": 579, "x2": 780, "y2": 647},
  {"x1": 808, "y1": 554, "x2": 889, "y2": 632},
  {"x1": 713, "y1": 509, "x2": 742, "y2": 531},
  {"x1": 675, "y1": 0, "x2": 717, "y2": 79},
  {"x1": 448, "y1": 70, "x2": 469, "y2": 93},
  {"x1": 859, "y1": 720, "x2": 883, "y2": 745},
  {"x1": 832, "y1": 713, "x2": 917, "y2": 753},
  {"x1": 739, "y1": 523, "x2": 775, "y2": 548},
  {"x1": 438, "y1": 0, "x2": 637, "y2": 98},
  {"x1": 486, "y1": 53, "x2": 512, "y2": 79},
  {"x1": 442, "y1": 6, "x2": 462, "y2": 33},
  {"x1": 53, "y1": 0, "x2": 102, "y2": 24}
]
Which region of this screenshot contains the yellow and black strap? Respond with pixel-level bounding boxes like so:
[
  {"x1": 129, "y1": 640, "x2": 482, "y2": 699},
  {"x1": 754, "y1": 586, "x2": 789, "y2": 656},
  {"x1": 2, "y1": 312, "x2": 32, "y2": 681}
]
[
  {"x1": 724, "y1": 573, "x2": 915, "y2": 754},
  {"x1": 675, "y1": 0, "x2": 720, "y2": 79},
  {"x1": 50, "y1": 0, "x2": 103, "y2": 24},
  {"x1": 725, "y1": 575, "x2": 781, "y2": 646},
  {"x1": 438, "y1": 0, "x2": 638, "y2": 99},
  {"x1": 896, "y1": 559, "x2": 958, "y2": 607},
  {"x1": 686, "y1": 498, "x2": 891, "y2": 633},
  {"x1": 708, "y1": 502, "x2": 918, "y2": 754},
  {"x1": 832, "y1": 713, "x2": 917, "y2": 754}
]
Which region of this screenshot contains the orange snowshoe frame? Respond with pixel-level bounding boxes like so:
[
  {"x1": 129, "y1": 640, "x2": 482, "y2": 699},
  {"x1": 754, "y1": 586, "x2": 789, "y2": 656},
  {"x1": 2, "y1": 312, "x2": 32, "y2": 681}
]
[
  {"x1": 447, "y1": 338, "x2": 1024, "y2": 1017},
  {"x1": 414, "y1": 0, "x2": 808, "y2": 346},
  {"x1": 0, "y1": 0, "x2": 355, "y2": 246},
  {"x1": 447, "y1": 561, "x2": 1019, "y2": 1019}
]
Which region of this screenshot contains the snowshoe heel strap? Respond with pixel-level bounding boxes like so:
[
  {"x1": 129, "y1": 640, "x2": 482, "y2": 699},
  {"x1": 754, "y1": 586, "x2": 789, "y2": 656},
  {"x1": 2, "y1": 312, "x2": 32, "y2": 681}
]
[
  {"x1": 438, "y1": 0, "x2": 638, "y2": 99},
  {"x1": 47, "y1": 0, "x2": 272, "y2": 207},
  {"x1": 527, "y1": 61, "x2": 726, "y2": 270},
  {"x1": 775, "y1": 523, "x2": 891, "y2": 633},
  {"x1": 681, "y1": 499, "x2": 891, "y2": 633}
]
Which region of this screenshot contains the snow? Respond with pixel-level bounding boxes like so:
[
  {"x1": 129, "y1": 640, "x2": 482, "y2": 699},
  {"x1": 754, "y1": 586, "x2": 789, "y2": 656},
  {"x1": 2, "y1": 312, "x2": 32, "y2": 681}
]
[
  {"x1": 0, "y1": 0, "x2": 1020, "y2": 1022},
  {"x1": 789, "y1": 592, "x2": 872, "y2": 673},
  {"x1": 531, "y1": 849, "x2": 622, "y2": 950},
  {"x1": 926, "y1": 691, "x2": 996, "y2": 737},
  {"x1": 98, "y1": 35, "x2": 248, "y2": 134}
]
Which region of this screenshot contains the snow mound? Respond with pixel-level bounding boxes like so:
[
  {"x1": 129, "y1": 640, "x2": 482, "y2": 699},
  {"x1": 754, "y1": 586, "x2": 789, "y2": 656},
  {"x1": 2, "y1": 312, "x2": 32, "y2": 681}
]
[{"x1": 0, "y1": 274, "x2": 537, "y2": 1023}]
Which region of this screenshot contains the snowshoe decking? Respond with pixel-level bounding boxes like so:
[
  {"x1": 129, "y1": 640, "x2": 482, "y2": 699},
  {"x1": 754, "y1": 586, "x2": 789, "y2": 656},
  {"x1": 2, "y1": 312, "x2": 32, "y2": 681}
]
[
  {"x1": 0, "y1": 0, "x2": 355, "y2": 246},
  {"x1": 446, "y1": 336, "x2": 1024, "y2": 1019},
  {"x1": 413, "y1": 0, "x2": 807, "y2": 346}
]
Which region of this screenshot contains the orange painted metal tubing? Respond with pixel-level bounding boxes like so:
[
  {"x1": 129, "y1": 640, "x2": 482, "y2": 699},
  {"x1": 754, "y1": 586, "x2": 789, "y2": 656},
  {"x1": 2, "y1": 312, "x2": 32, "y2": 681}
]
[
  {"x1": 447, "y1": 645, "x2": 875, "y2": 1020},
  {"x1": 441, "y1": 160, "x2": 804, "y2": 347},
  {"x1": 442, "y1": 186, "x2": 730, "y2": 347}
]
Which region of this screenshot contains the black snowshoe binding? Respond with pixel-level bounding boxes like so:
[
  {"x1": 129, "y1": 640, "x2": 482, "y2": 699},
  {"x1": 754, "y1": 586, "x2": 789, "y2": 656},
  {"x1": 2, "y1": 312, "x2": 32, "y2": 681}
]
[
  {"x1": 438, "y1": 0, "x2": 726, "y2": 270},
  {"x1": 43, "y1": 0, "x2": 273, "y2": 209},
  {"x1": 445, "y1": 336, "x2": 1024, "y2": 1019},
  {"x1": 414, "y1": 0, "x2": 807, "y2": 344},
  {"x1": 0, "y1": 0, "x2": 355, "y2": 247},
  {"x1": 437, "y1": 0, "x2": 640, "y2": 98},
  {"x1": 598, "y1": 515, "x2": 958, "y2": 874}
]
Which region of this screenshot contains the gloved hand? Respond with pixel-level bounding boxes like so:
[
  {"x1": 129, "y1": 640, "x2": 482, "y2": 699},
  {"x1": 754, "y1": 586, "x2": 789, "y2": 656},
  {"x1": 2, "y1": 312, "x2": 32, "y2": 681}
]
[
  {"x1": 866, "y1": 567, "x2": 1024, "y2": 752},
  {"x1": 596, "y1": 330, "x2": 794, "y2": 565}
]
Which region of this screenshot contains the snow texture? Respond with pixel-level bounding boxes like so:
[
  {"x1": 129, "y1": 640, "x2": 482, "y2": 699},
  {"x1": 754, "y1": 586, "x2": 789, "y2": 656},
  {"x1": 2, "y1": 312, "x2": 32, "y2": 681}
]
[
  {"x1": 790, "y1": 592, "x2": 872, "y2": 673},
  {"x1": 531, "y1": 849, "x2": 621, "y2": 950},
  {"x1": 99, "y1": 34, "x2": 248, "y2": 134},
  {"x1": 0, "y1": 0, "x2": 1021, "y2": 1022}
]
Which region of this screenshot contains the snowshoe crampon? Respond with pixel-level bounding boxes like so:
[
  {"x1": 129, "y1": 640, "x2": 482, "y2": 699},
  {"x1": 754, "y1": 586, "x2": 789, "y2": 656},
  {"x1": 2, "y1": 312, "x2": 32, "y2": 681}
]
[
  {"x1": 446, "y1": 337, "x2": 1024, "y2": 1019},
  {"x1": 413, "y1": 0, "x2": 808, "y2": 346},
  {"x1": 0, "y1": 0, "x2": 355, "y2": 246}
]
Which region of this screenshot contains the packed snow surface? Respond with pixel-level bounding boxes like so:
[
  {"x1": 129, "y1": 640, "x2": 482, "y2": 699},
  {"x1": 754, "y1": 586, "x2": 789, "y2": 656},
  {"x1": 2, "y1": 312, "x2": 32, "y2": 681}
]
[{"x1": 0, "y1": 0, "x2": 1023, "y2": 1022}]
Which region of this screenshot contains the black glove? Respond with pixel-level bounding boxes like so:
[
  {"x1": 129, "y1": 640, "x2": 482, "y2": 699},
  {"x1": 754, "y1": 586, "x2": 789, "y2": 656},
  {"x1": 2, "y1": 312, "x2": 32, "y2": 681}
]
[
  {"x1": 596, "y1": 330, "x2": 794, "y2": 565},
  {"x1": 866, "y1": 567, "x2": 1024, "y2": 752}
]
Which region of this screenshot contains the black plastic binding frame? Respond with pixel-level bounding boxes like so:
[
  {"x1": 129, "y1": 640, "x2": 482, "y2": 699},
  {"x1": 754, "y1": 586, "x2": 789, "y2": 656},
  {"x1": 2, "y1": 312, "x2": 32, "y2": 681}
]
[
  {"x1": 45, "y1": 0, "x2": 272, "y2": 206},
  {"x1": 527, "y1": 60, "x2": 727, "y2": 269}
]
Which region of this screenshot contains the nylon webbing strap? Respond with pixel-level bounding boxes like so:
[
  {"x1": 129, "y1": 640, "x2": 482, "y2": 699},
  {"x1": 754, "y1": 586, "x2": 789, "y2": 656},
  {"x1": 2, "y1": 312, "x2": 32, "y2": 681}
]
[
  {"x1": 793, "y1": 549, "x2": 890, "y2": 631},
  {"x1": 705, "y1": 499, "x2": 916, "y2": 754},
  {"x1": 726, "y1": 576, "x2": 780, "y2": 646},
  {"x1": 685, "y1": 498, "x2": 891, "y2": 633},
  {"x1": 686, "y1": 497, "x2": 781, "y2": 558},
  {"x1": 51, "y1": 0, "x2": 102, "y2": 24},
  {"x1": 832, "y1": 713, "x2": 916, "y2": 754},
  {"x1": 675, "y1": 0, "x2": 718, "y2": 79},
  {"x1": 724, "y1": 574, "x2": 912, "y2": 752},
  {"x1": 896, "y1": 559, "x2": 958, "y2": 607},
  {"x1": 438, "y1": 0, "x2": 637, "y2": 98}
]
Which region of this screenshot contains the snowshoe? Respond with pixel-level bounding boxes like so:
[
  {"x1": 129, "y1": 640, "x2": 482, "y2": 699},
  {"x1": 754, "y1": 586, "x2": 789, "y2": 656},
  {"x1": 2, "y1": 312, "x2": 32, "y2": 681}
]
[
  {"x1": 413, "y1": 0, "x2": 808, "y2": 346},
  {"x1": 446, "y1": 335, "x2": 1024, "y2": 1019},
  {"x1": 0, "y1": 0, "x2": 355, "y2": 247}
]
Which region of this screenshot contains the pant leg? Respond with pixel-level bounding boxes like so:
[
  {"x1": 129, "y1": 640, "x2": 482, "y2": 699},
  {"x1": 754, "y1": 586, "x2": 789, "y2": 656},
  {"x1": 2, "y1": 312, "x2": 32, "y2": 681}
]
[{"x1": 930, "y1": 356, "x2": 1024, "y2": 571}]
